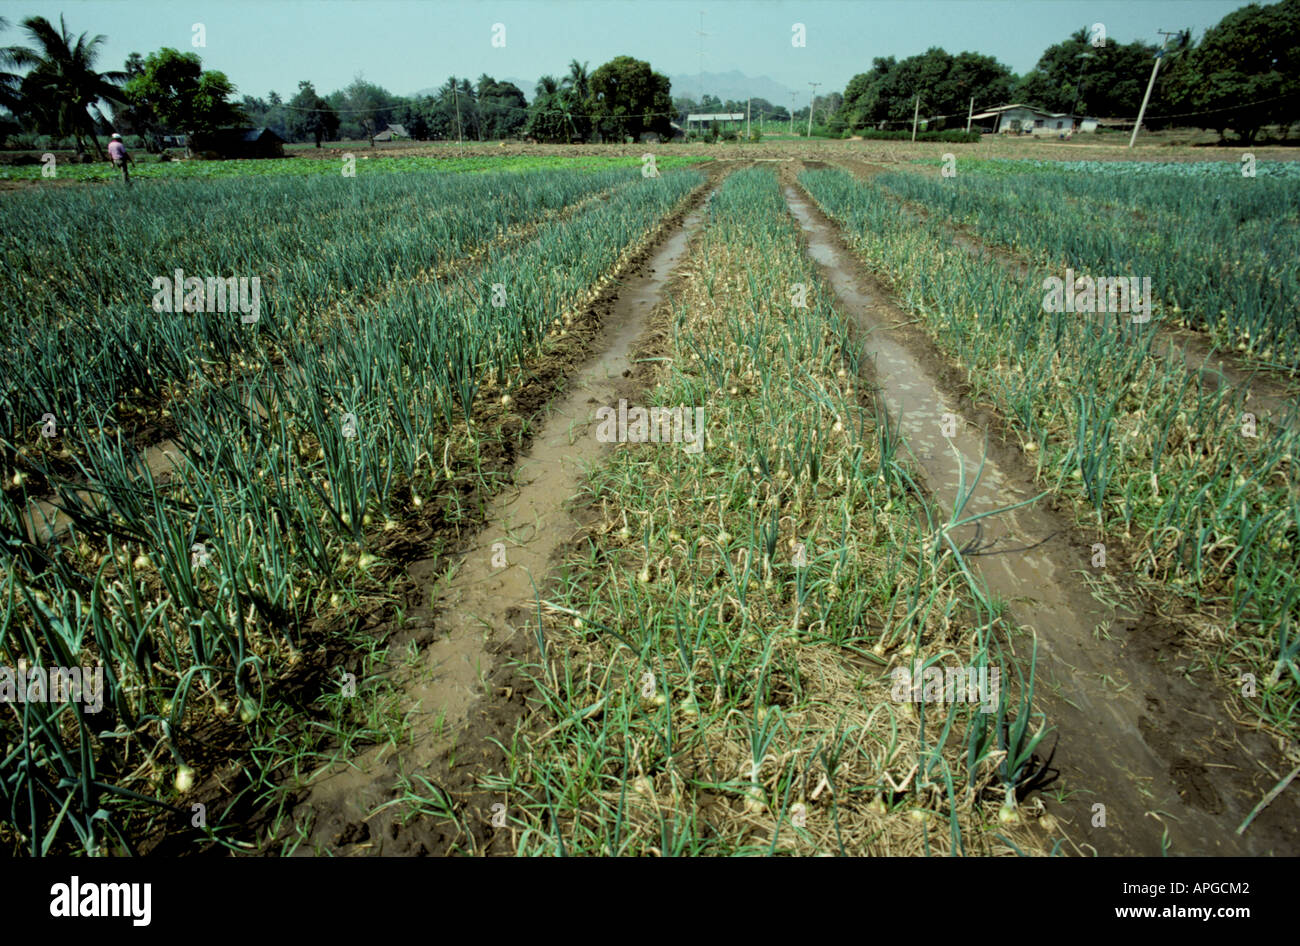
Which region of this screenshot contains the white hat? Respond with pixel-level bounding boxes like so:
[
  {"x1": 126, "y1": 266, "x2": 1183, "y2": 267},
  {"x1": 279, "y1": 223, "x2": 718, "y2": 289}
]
[{"x1": 111, "y1": 133, "x2": 122, "y2": 139}]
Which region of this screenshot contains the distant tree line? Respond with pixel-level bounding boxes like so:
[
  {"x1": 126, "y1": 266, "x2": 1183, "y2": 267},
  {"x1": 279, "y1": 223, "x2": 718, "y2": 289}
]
[
  {"x1": 0, "y1": 16, "x2": 677, "y2": 151},
  {"x1": 834, "y1": 0, "x2": 1300, "y2": 143},
  {"x1": 2, "y1": 1, "x2": 1297, "y2": 152}
]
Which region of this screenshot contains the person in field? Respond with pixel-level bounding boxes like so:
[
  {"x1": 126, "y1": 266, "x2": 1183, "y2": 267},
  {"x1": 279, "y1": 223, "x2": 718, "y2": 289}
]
[{"x1": 107, "y1": 133, "x2": 133, "y2": 187}]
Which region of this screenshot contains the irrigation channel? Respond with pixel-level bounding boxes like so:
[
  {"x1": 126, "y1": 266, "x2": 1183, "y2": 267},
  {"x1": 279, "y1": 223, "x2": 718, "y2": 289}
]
[
  {"x1": 829, "y1": 158, "x2": 1299, "y2": 434},
  {"x1": 782, "y1": 165, "x2": 1300, "y2": 856},
  {"x1": 294, "y1": 177, "x2": 723, "y2": 854}
]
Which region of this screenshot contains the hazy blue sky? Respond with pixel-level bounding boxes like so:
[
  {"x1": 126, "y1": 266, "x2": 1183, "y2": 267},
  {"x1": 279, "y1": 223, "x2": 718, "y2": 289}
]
[{"x1": 7, "y1": 1, "x2": 1255, "y2": 100}]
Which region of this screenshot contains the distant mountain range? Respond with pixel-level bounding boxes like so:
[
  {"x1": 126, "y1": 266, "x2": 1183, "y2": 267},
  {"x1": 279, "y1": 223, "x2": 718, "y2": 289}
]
[{"x1": 411, "y1": 71, "x2": 797, "y2": 106}]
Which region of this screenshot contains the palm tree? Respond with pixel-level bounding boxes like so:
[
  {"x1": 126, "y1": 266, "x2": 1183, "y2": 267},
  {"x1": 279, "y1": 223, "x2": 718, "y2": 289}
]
[
  {"x1": 528, "y1": 75, "x2": 572, "y2": 143},
  {"x1": 3, "y1": 15, "x2": 125, "y2": 158},
  {"x1": 534, "y1": 75, "x2": 560, "y2": 99},
  {"x1": 562, "y1": 59, "x2": 590, "y2": 99},
  {"x1": 0, "y1": 17, "x2": 24, "y2": 116},
  {"x1": 561, "y1": 59, "x2": 591, "y2": 141},
  {"x1": 439, "y1": 75, "x2": 480, "y2": 142}
]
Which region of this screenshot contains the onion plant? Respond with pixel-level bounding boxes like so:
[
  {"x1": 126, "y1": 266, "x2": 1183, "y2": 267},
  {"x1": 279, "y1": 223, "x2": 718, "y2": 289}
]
[{"x1": 1, "y1": 164, "x2": 704, "y2": 854}]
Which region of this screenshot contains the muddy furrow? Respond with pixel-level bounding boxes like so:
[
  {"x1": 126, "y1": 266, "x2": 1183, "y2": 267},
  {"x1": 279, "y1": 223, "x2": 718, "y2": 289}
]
[
  {"x1": 292, "y1": 177, "x2": 722, "y2": 855},
  {"x1": 829, "y1": 157, "x2": 1300, "y2": 431},
  {"x1": 782, "y1": 172, "x2": 1300, "y2": 857}
]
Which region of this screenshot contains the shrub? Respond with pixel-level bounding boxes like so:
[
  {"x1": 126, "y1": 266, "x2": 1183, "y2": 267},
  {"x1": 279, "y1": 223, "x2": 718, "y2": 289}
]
[{"x1": 852, "y1": 128, "x2": 981, "y2": 143}]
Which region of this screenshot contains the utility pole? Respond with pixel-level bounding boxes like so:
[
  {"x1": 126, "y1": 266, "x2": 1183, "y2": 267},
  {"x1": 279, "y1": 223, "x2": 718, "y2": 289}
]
[
  {"x1": 1129, "y1": 30, "x2": 1179, "y2": 149},
  {"x1": 807, "y1": 82, "x2": 820, "y2": 138},
  {"x1": 1071, "y1": 52, "x2": 1094, "y2": 131},
  {"x1": 911, "y1": 94, "x2": 921, "y2": 142},
  {"x1": 747, "y1": 98, "x2": 751, "y2": 139},
  {"x1": 453, "y1": 83, "x2": 464, "y2": 152},
  {"x1": 789, "y1": 93, "x2": 798, "y2": 136},
  {"x1": 966, "y1": 96, "x2": 974, "y2": 134}
]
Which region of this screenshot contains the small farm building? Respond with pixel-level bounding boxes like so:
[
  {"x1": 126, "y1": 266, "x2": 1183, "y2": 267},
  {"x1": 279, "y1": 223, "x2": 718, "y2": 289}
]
[
  {"x1": 685, "y1": 112, "x2": 746, "y2": 135},
  {"x1": 970, "y1": 104, "x2": 1095, "y2": 135}
]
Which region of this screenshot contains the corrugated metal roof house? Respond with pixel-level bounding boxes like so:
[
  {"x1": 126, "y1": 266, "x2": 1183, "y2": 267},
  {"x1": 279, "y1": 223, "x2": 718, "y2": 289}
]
[{"x1": 970, "y1": 104, "x2": 1093, "y2": 135}]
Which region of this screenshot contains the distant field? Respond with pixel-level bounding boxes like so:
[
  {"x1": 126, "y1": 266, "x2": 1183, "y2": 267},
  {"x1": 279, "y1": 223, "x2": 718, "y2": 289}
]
[
  {"x1": 7, "y1": 134, "x2": 1300, "y2": 188},
  {"x1": 0, "y1": 150, "x2": 713, "y2": 182}
]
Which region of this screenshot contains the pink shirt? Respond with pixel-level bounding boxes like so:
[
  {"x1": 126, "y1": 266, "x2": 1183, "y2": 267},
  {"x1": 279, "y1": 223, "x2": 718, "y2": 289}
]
[{"x1": 108, "y1": 140, "x2": 126, "y2": 161}]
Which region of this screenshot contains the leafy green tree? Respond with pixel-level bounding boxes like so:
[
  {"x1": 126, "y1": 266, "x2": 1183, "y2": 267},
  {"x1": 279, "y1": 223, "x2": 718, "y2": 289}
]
[
  {"x1": 836, "y1": 48, "x2": 1012, "y2": 132},
  {"x1": 1013, "y1": 28, "x2": 1160, "y2": 118},
  {"x1": 240, "y1": 90, "x2": 288, "y2": 138},
  {"x1": 2, "y1": 15, "x2": 126, "y2": 157},
  {"x1": 122, "y1": 47, "x2": 241, "y2": 145},
  {"x1": 587, "y1": 55, "x2": 673, "y2": 141},
  {"x1": 338, "y1": 76, "x2": 395, "y2": 144},
  {"x1": 748, "y1": 97, "x2": 785, "y2": 126},
  {"x1": 113, "y1": 52, "x2": 166, "y2": 149},
  {"x1": 476, "y1": 74, "x2": 527, "y2": 139},
  {"x1": 394, "y1": 95, "x2": 436, "y2": 139},
  {"x1": 1164, "y1": 0, "x2": 1298, "y2": 143},
  {"x1": 525, "y1": 74, "x2": 572, "y2": 142},
  {"x1": 433, "y1": 76, "x2": 478, "y2": 140},
  {"x1": 286, "y1": 80, "x2": 338, "y2": 146}
]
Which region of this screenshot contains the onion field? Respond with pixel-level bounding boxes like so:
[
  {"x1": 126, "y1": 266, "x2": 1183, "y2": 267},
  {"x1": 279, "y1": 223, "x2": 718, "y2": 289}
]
[
  {"x1": 0, "y1": 163, "x2": 702, "y2": 854},
  {"x1": 3, "y1": 147, "x2": 1298, "y2": 859},
  {"x1": 881, "y1": 160, "x2": 1300, "y2": 371},
  {"x1": 802, "y1": 164, "x2": 1300, "y2": 741}
]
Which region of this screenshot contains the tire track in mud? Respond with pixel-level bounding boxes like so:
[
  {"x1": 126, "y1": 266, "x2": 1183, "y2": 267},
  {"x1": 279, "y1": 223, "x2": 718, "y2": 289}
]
[
  {"x1": 292, "y1": 171, "x2": 727, "y2": 855},
  {"x1": 782, "y1": 165, "x2": 1300, "y2": 856},
  {"x1": 826, "y1": 157, "x2": 1300, "y2": 432}
]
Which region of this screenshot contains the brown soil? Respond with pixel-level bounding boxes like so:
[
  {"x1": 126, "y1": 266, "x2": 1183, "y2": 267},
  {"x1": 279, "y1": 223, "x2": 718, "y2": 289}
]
[
  {"x1": 783, "y1": 160, "x2": 1300, "y2": 856},
  {"x1": 286, "y1": 166, "x2": 729, "y2": 855}
]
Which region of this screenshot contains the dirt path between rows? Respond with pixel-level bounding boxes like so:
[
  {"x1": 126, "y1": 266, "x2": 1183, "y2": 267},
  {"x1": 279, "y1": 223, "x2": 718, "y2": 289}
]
[
  {"x1": 291, "y1": 172, "x2": 724, "y2": 855},
  {"x1": 783, "y1": 163, "x2": 1300, "y2": 856},
  {"x1": 826, "y1": 157, "x2": 1300, "y2": 432}
]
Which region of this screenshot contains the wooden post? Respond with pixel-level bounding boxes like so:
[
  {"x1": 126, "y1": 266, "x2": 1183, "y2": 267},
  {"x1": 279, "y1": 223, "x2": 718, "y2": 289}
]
[
  {"x1": 911, "y1": 94, "x2": 920, "y2": 142},
  {"x1": 966, "y1": 96, "x2": 974, "y2": 133}
]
